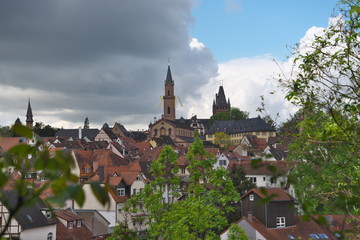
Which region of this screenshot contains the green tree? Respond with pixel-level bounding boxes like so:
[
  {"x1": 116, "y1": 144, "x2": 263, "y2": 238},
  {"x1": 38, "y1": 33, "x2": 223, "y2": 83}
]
[
  {"x1": 14, "y1": 118, "x2": 22, "y2": 126},
  {"x1": 214, "y1": 132, "x2": 231, "y2": 149},
  {"x1": 0, "y1": 126, "x2": 13, "y2": 137},
  {"x1": 227, "y1": 224, "x2": 249, "y2": 240},
  {"x1": 107, "y1": 222, "x2": 137, "y2": 240},
  {"x1": 225, "y1": 164, "x2": 256, "y2": 223},
  {"x1": 84, "y1": 117, "x2": 90, "y2": 129},
  {"x1": 209, "y1": 107, "x2": 249, "y2": 125},
  {"x1": 130, "y1": 139, "x2": 239, "y2": 240},
  {"x1": 33, "y1": 122, "x2": 58, "y2": 137},
  {"x1": 279, "y1": 0, "x2": 360, "y2": 217}
]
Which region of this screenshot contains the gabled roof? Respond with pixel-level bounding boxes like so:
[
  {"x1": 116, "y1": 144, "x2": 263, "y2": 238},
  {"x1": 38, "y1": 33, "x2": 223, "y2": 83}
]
[
  {"x1": 229, "y1": 216, "x2": 337, "y2": 240},
  {"x1": 0, "y1": 137, "x2": 25, "y2": 152},
  {"x1": 241, "y1": 188, "x2": 294, "y2": 202},
  {"x1": 55, "y1": 209, "x2": 94, "y2": 240},
  {"x1": 206, "y1": 116, "x2": 276, "y2": 134},
  {"x1": 1, "y1": 190, "x2": 58, "y2": 229}
]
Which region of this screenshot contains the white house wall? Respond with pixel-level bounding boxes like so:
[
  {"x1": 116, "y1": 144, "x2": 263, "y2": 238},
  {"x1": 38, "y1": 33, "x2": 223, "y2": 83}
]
[{"x1": 20, "y1": 224, "x2": 56, "y2": 240}]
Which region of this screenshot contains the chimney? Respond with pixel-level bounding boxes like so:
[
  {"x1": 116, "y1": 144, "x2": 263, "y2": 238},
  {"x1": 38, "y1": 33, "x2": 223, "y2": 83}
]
[
  {"x1": 248, "y1": 212, "x2": 253, "y2": 222},
  {"x1": 78, "y1": 127, "x2": 82, "y2": 139}
]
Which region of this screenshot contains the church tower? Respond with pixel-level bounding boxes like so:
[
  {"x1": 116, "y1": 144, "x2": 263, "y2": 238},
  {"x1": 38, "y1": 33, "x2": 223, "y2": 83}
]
[
  {"x1": 163, "y1": 64, "x2": 176, "y2": 121},
  {"x1": 212, "y1": 85, "x2": 231, "y2": 116},
  {"x1": 26, "y1": 98, "x2": 34, "y2": 129}
]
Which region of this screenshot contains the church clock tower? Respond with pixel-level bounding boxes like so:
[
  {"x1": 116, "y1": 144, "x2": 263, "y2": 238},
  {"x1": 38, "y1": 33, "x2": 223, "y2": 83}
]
[{"x1": 163, "y1": 64, "x2": 176, "y2": 121}]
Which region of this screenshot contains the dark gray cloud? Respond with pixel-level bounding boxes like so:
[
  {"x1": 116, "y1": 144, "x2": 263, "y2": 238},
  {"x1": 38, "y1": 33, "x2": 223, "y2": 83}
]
[{"x1": 0, "y1": 0, "x2": 218, "y2": 129}]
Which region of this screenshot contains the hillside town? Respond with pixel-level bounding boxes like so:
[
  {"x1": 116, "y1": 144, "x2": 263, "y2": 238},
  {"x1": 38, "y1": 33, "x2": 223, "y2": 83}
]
[{"x1": 0, "y1": 65, "x2": 358, "y2": 240}]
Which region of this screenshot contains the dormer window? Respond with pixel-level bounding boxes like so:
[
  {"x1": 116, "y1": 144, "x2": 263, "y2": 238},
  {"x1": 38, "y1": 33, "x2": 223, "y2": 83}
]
[
  {"x1": 117, "y1": 188, "x2": 125, "y2": 197},
  {"x1": 68, "y1": 221, "x2": 73, "y2": 229},
  {"x1": 276, "y1": 217, "x2": 286, "y2": 228},
  {"x1": 249, "y1": 194, "x2": 254, "y2": 201},
  {"x1": 77, "y1": 220, "x2": 81, "y2": 227},
  {"x1": 46, "y1": 211, "x2": 51, "y2": 218}
]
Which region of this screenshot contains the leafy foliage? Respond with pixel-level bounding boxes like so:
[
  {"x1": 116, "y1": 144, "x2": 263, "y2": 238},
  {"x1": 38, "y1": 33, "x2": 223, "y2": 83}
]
[
  {"x1": 128, "y1": 139, "x2": 239, "y2": 239},
  {"x1": 214, "y1": 132, "x2": 230, "y2": 149},
  {"x1": 33, "y1": 122, "x2": 58, "y2": 137},
  {"x1": 209, "y1": 107, "x2": 249, "y2": 125},
  {"x1": 108, "y1": 222, "x2": 138, "y2": 240},
  {"x1": 279, "y1": 0, "x2": 360, "y2": 216},
  {"x1": 227, "y1": 224, "x2": 249, "y2": 240},
  {"x1": 225, "y1": 164, "x2": 256, "y2": 223},
  {"x1": 84, "y1": 117, "x2": 90, "y2": 129}
]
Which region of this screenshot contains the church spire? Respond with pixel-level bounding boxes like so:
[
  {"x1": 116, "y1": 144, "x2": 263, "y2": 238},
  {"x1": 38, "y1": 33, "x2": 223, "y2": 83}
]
[
  {"x1": 165, "y1": 64, "x2": 174, "y2": 86},
  {"x1": 26, "y1": 98, "x2": 34, "y2": 129},
  {"x1": 163, "y1": 63, "x2": 175, "y2": 121}
]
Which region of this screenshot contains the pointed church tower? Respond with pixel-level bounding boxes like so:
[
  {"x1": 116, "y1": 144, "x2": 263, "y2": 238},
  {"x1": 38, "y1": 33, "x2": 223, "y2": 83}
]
[
  {"x1": 26, "y1": 98, "x2": 34, "y2": 129},
  {"x1": 163, "y1": 64, "x2": 176, "y2": 121},
  {"x1": 212, "y1": 85, "x2": 231, "y2": 116}
]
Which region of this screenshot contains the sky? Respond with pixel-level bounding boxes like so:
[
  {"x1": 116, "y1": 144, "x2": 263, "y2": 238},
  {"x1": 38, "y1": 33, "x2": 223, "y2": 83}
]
[{"x1": 0, "y1": 0, "x2": 340, "y2": 131}]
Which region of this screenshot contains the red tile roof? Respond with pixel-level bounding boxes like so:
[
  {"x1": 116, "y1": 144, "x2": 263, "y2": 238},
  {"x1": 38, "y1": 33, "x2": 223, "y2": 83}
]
[
  {"x1": 232, "y1": 160, "x2": 292, "y2": 175},
  {"x1": 241, "y1": 188, "x2": 294, "y2": 201}
]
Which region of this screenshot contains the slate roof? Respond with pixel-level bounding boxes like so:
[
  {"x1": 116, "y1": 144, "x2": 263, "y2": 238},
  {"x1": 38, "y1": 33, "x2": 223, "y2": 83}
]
[
  {"x1": 213, "y1": 86, "x2": 230, "y2": 108},
  {"x1": 26, "y1": 99, "x2": 33, "y2": 123},
  {"x1": 55, "y1": 128, "x2": 99, "y2": 140},
  {"x1": 1, "y1": 190, "x2": 58, "y2": 229},
  {"x1": 206, "y1": 116, "x2": 276, "y2": 134},
  {"x1": 165, "y1": 65, "x2": 174, "y2": 86}
]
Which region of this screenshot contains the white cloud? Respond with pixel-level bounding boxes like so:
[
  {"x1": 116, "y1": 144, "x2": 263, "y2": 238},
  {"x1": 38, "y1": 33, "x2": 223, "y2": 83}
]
[
  {"x1": 184, "y1": 55, "x2": 297, "y2": 123},
  {"x1": 189, "y1": 38, "x2": 205, "y2": 50}
]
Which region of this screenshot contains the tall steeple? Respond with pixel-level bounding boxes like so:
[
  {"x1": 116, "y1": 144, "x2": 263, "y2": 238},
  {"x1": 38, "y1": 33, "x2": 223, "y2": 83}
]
[
  {"x1": 26, "y1": 98, "x2": 34, "y2": 129},
  {"x1": 163, "y1": 63, "x2": 176, "y2": 121},
  {"x1": 212, "y1": 85, "x2": 231, "y2": 116}
]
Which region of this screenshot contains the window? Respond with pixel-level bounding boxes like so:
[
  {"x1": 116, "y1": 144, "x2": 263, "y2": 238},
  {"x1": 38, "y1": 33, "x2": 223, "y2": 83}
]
[
  {"x1": 46, "y1": 211, "x2": 51, "y2": 218},
  {"x1": 263, "y1": 177, "x2": 266, "y2": 181},
  {"x1": 309, "y1": 234, "x2": 320, "y2": 239},
  {"x1": 181, "y1": 167, "x2": 186, "y2": 174},
  {"x1": 117, "y1": 188, "x2": 125, "y2": 196},
  {"x1": 318, "y1": 234, "x2": 328, "y2": 239},
  {"x1": 167, "y1": 106, "x2": 170, "y2": 114},
  {"x1": 219, "y1": 160, "x2": 227, "y2": 166},
  {"x1": 85, "y1": 168, "x2": 91, "y2": 174},
  {"x1": 249, "y1": 194, "x2": 254, "y2": 201},
  {"x1": 288, "y1": 235, "x2": 295, "y2": 240},
  {"x1": 47, "y1": 232, "x2": 53, "y2": 240},
  {"x1": 68, "y1": 221, "x2": 73, "y2": 229},
  {"x1": 249, "y1": 177, "x2": 257, "y2": 183},
  {"x1": 77, "y1": 220, "x2": 81, "y2": 227},
  {"x1": 136, "y1": 175, "x2": 141, "y2": 181},
  {"x1": 276, "y1": 217, "x2": 286, "y2": 228},
  {"x1": 133, "y1": 188, "x2": 137, "y2": 195}
]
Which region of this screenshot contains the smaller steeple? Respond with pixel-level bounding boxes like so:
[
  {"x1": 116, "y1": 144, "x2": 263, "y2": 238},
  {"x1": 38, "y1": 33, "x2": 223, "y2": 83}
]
[
  {"x1": 26, "y1": 98, "x2": 34, "y2": 129},
  {"x1": 165, "y1": 61, "x2": 174, "y2": 86}
]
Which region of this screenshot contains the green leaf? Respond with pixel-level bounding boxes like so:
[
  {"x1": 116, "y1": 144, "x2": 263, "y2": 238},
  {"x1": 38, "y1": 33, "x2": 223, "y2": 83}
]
[
  {"x1": 90, "y1": 181, "x2": 110, "y2": 206},
  {"x1": 12, "y1": 124, "x2": 33, "y2": 139}
]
